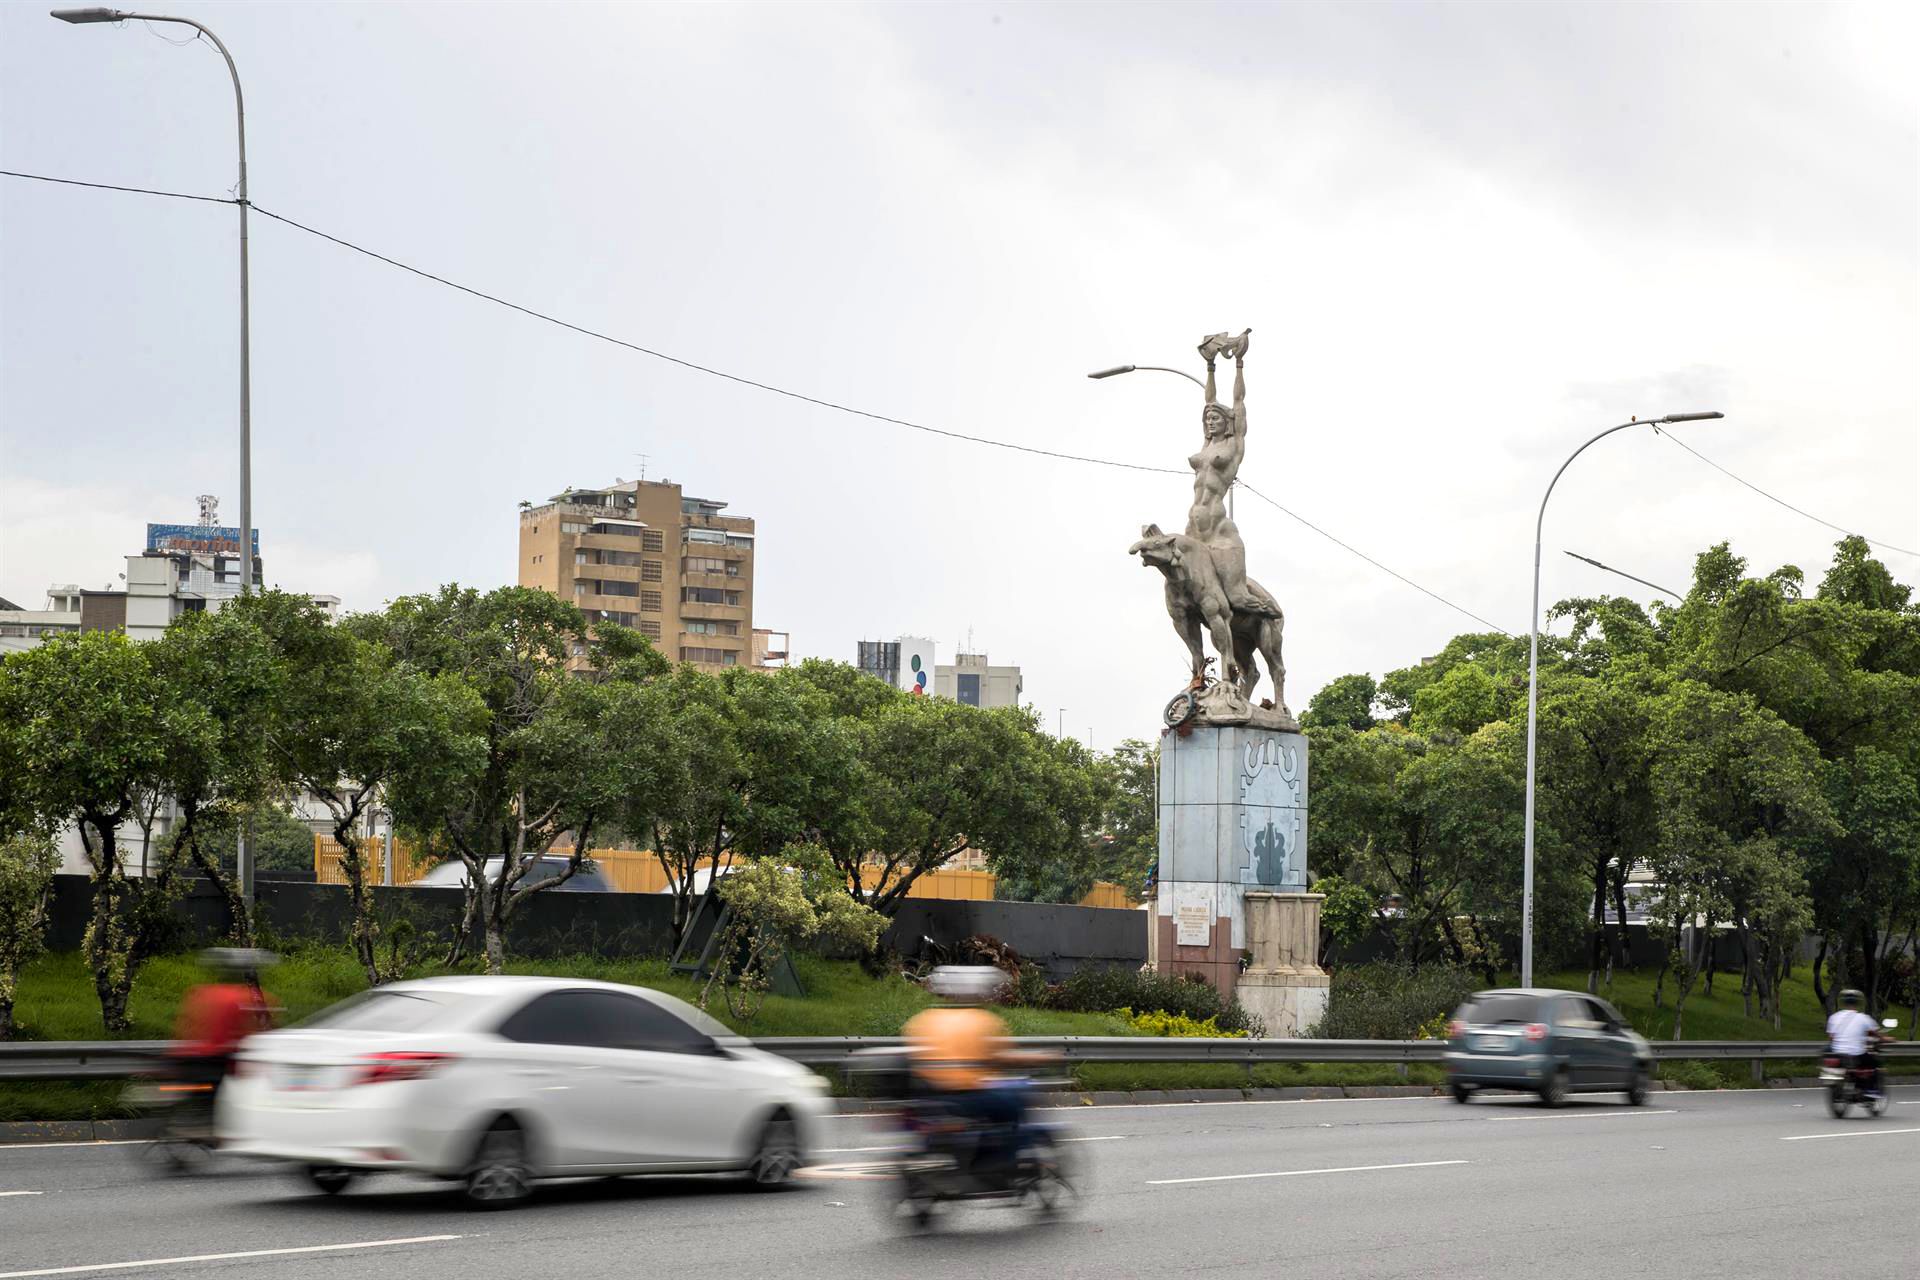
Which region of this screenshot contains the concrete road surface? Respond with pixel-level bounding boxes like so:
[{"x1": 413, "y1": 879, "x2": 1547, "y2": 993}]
[{"x1": 2, "y1": 1086, "x2": 1915, "y2": 1279}]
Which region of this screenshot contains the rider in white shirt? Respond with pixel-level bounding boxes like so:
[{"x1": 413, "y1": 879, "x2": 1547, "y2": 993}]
[{"x1": 1826, "y1": 990, "x2": 1885, "y2": 1097}]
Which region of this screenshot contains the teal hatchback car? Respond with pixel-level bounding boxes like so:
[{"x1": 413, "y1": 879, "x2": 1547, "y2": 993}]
[{"x1": 1442, "y1": 988, "x2": 1653, "y2": 1107}]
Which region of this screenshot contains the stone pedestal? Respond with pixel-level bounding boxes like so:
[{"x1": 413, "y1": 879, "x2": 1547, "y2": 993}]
[
  {"x1": 1236, "y1": 891, "x2": 1330, "y2": 1036},
  {"x1": 1154, "y1": 723, "x2": 1308, "y2": 999}
]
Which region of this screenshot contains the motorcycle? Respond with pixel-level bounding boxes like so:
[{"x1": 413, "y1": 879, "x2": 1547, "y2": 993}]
[
  {"x1": 124, "y1": 1064, "x2": 222, "y2": 1173},
  {"x1": 882, "y1": 1090, "x2": 1077, "y2": 1231},
  {"x1": 1822, "y1": 1017, "x2": 1899, "y2": 1119}
]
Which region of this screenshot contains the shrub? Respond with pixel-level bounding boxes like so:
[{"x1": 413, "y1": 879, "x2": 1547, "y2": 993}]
[
  {"x1": 1120, "y1": 1006, "x2": 1249, "y2": 1038},
  {"x1": 1308, "y1": 962, "x2": 1482, "y2": 1040},
  {"x1": 1033, "y1": 965, "x2": 1265, "y2": 1037}
]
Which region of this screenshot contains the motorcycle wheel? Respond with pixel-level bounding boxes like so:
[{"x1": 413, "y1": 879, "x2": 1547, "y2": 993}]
[
  {"x1": 1866, "y1": 1091, "x2": 1889, "y2": 1118},
  {"x1": 1023, "y1": 1139, "x2": 1077, "y2": 1220},
  {"x1": 1826, "y1": 1083, "x2": 1849, "y2": 1119}
]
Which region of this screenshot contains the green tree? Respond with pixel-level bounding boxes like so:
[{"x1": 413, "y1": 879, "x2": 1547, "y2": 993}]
[
  {"x1": 0, "y1": 832, "x2": 57, "y2": 1039},
  {"x1": 1094, "y1": 738, "x2": 1159, "y2": 902},
  {"x1": 145, "y1": 606, "x2": 288, "y2": 945},
  {"x1": 181, "y1": 804, "x2": 320, "y2": 875},
  {"x1": 1646, "y1": 682, "x2": 1831, "y2": 1034},
  {"x1": 989, "y1": 729, "x2": 1113, "y2": 905},
  {"x1": 1530, "y1": 664, "x2": 1658, "y2": 990},
  {"x1": 243, "y1": 591, "x2": 484, "y2": 985},
  {"x1": 1302, "y1": 674, "x2": 1379, "y2": 732},
  {"x1": 0, "y1": 633, "x2": 185, "y2": 1031},
  {"x1": 366, "y1": 586, "x2": 627, "y2": 974},
  {"x1": 699, "y1": 843, "x2": 884, "y2": 1020}
]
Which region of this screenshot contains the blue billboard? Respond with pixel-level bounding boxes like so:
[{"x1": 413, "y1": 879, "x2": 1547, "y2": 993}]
[{"x1": 145, "y1": 523, "x2": 260, "y2": 556}]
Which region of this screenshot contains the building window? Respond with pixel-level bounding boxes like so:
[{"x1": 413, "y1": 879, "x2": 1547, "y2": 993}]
[
  {"x1": 639, "y1": 620, "x2": 662, "y2": 640},
  {"x1": 681, "y1": 587, "x2": 741, "y2": 606},
  {"x1": 686, "y1": 527, "x2": 728, "y2": 545},
  {"x1": 604, "y1": 550, "x2": 642, "y2": 567},
  {"x1": 726, "y1": 534, "x2": 754, "y2": 549},
  {"x1": 682, "y1": 556, "x2": 740, "y2": 576},
  {"x1": 597, "y1": 580, "x2": 638, "y2": 598},
  {"x1": 575, "y1": 580, "x2": 589, "y2": 594},
  {"x1": 180, "y1": 598, "x2": 207, "y2": 614},
  {"x1": 641, "y1": 560, "x2": 663, "y2": 582},
  {"x1": 590, "y1": 522, "x2": 642, "y2": 537},
  {"x1": 561, "y1": 521, "x2": 588, "y2": 534},
  {"x1": 681, "y1": 647, "x2": 739, "y2": 665},
  {"x1": 640, "y1": 590, "x2": 662, "y2": 613},
  {"x1": 641, "y1": 530, "x2": 664, "y2": 552},
  {"x1": 957, "y1": 673, "x2": 981, "y2": 707},
  {"x1": 684, "y1": 620, "x2": 739, "y2": 637},
  {"x1": 594, "y1": 609, "x2": 637, "y2": 627}
]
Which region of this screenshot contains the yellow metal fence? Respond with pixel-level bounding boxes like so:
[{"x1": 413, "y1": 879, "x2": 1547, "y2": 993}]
[{"x1": 313, "y1": 836, "x2": 1132, "y2": 907}]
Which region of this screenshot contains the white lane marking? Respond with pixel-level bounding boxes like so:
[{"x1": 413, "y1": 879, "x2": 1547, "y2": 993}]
[
  {"x1": 0, "y1": 1142, "x2": 145, "y2": 1152},
  {"x1": 1149, "y1": 1158, "x2": 1469, "y2": 1186},
  {"x1": 1779, "y1": 1127, "x2": 1920, "y2": 1142},
  {"x1": 818, "y1": 1135, "x2": 1124, "y2": 1155},
  {"x1": 1481, "y1": 1109, "x2": 1678, "y2": 1122},
  {"x1": 0, "y1": 1235, "x2": 462, "y2": 1278},
  {"x1": 0, "y1": 1191, "x2": 44, "y2": 1197}
]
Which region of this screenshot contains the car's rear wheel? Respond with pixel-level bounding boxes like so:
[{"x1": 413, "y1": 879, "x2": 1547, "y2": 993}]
[
  {"x1": 747, "y1": 1114, "x2": 802, "y2": 1190},
  {"x1": 1450, "y1": 1083, "x2": 1472, "y2": 1105},
  {"x1": 304, "y1": 1165, "x2": 356, "y2": 1195},
  {"x1": 463, "y1": 1120, "x2": 532, "y2": 1210},
  {"x1": 1539, "y1": 1067, "x2": 1569, "y2": 1108},
  {"x1": 1626, "y1": 1069, "x2": 1650, "y2": 1107}
]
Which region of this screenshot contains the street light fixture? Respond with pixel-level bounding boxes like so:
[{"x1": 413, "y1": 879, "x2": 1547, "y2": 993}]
[
  {"x1": 52, "y1": 7, "x2": 255, "y2": 597},
  {"x1": 1088, "y1": 363, "x2": 1207, "y2": 391},
  {"x1": 1519, "y1": 411, "x2": 1724, "y2": 987}
]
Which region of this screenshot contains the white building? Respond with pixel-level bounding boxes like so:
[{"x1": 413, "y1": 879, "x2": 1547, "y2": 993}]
[
  {"x1": 936, "y1": 651, "x2": 1024, "y2": 709},
  {"x1": 0, "y1": 586, "x2": 83, "y2": 654},
  {"x1": 856, "y1": 635, "x2": 939, "y2": 696}
]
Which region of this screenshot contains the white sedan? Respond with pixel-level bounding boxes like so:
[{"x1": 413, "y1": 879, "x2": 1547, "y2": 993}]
[{"x1": 216, "y1": 976, "x2": 831, "y2": 1207}]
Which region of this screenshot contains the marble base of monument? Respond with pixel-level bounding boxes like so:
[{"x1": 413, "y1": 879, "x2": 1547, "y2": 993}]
[{"x1": 1236, "y1": 890, "x2": 1329, "y2": 1037}]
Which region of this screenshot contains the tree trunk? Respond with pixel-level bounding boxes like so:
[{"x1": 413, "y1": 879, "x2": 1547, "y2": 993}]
[
  {"x1": 178, "y1": 806, "x2": 253, "y2": 948},
  {"x1": 1811, "y1": 935, "x2": 1830, "y2": 1009},
  {"x1": 329, "y1": 811, "x2": 380, "y2": 987},
  {"x1": 1737, "y1": 920, "x2": 1754, "y2": 1019},
  {"x1": 1587, "y1": 866, "x2": 1607, "y2": 994},
  {"x1": 1610, "y1": 870, "x2": 1631, "y2": 972}
]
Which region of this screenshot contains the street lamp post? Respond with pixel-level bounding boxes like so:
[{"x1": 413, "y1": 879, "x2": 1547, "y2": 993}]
[
  {"x1": 1088, "y1": 361, "x2": 1233, "y2": 516},
  {"x1": 1520, "y1": 412, "x2": 1723, "y2": 987},
  {"x1": 55, "y1": 7, "x2": 257, "y2": 906},
  {"x1": 52, "y1": 8, "x2": 253, "y2": 596}
]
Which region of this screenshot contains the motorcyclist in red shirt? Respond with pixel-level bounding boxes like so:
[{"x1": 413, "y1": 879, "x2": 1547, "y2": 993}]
[{"x1": 167, "y1": 948, "x2": 279, "y2": 1102}]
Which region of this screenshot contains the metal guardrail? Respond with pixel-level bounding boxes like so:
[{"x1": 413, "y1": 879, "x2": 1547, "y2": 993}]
[
  {"x1": 0, "y1": 1041, "x2": 172, "y2": 1081},
  {"x1": 4, "y1": 1036, "x2": 1912, "y2": 1082}
]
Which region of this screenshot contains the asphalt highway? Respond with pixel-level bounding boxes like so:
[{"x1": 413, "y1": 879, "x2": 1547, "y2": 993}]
[{"x1": 3, "y1": 1086, "x2": 1916, "y2": 1279}]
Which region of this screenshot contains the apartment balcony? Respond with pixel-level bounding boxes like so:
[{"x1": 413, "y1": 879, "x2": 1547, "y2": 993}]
[{"x1": 679, "y1": 599, "x2": 747, "y2": 622}]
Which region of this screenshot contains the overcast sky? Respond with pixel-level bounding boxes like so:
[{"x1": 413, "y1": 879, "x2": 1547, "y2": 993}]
[{"x1": 3, "y1": 1, "x2": 1914, "y2": 748}]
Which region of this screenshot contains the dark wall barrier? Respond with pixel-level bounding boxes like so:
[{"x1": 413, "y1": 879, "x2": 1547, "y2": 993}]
[
  {"x1": 882, "y1": 899, "x2": 1147, "y2": 978},
  {"x1": 44, "y1": 876, "x2": 1150, "y2": 976},
  {"x1": 43, "y1": 875, "x2": 678, "y2": 961}
]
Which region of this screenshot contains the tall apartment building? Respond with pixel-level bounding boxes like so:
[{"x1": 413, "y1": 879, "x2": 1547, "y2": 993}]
[{"x1": 518, "y1": 478, "x2": 755, "y2": 670}]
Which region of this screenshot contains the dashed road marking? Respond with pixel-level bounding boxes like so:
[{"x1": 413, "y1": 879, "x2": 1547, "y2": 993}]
[
  {"x1": 0, "y1": 1234, "x2": 463, "y2": 1278},
  {"x1": 1779, "y1": 1127, "x2": 1920, "y2": 1142},
  {"x1": 1149, "y1": 1158, "x2": 1469, "y2": 1186}
]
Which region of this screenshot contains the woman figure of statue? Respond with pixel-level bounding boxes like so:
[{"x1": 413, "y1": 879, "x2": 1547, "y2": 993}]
[{"x1": 1187, "y1": 331, "x2": 1276, "y2": 618}]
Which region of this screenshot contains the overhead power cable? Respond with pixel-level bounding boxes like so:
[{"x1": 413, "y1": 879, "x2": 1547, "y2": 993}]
[
  {"x1": 0, "y1": 168, "x2": 237, "y2": 206},
  {"x1": 1653, "y1": 426, "x2": 1918, "y2": 559},
  {"x1": 247, "y1": 205, "x2": 1183, "y2": 477},
  {"x1": 2, "y1": 166, "x2": 1513, "y2": 633},
  {"x1": 1238, "y1": 482, "x2": 1513, "y2": 635}
]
